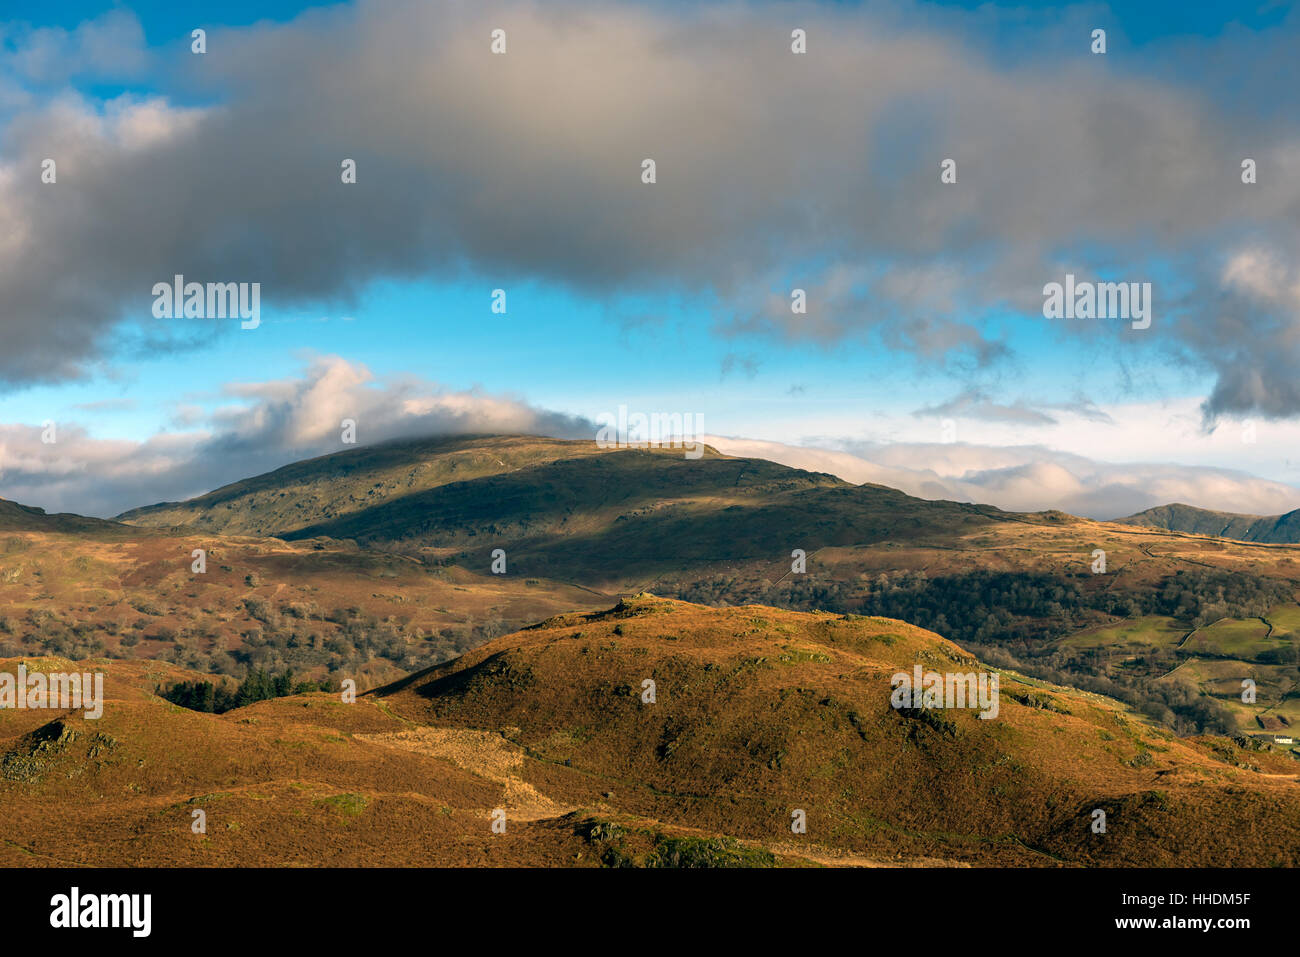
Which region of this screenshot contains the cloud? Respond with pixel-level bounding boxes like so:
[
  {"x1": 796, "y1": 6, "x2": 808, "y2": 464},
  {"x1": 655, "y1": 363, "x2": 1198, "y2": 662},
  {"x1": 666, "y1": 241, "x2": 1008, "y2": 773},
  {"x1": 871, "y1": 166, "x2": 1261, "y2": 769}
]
[
  {"x1": 1192, "y1": 244, "x2": 1300, "y2": 422},
  {"x1": 0, "y1": 1, "x2": 1298, "y2": 417},
  {"x1": 720, "y1": 353, "x2": 760, "y2": 379},
  {"x1": 913, "y1": 389, "x2": 1058, "y2": 426},
  {"x1": 5, "y1": 358, "x2": 1299, "y2": 524},
  {"x1": 1, "y1": 10, "x2": 148, "y2": 87},
  {"x1": 0, "y1": 356, "x2": 593, "y2": 517},
  {"x1": 705, "y1": 435, "x2": 1300, "y2": 520}
]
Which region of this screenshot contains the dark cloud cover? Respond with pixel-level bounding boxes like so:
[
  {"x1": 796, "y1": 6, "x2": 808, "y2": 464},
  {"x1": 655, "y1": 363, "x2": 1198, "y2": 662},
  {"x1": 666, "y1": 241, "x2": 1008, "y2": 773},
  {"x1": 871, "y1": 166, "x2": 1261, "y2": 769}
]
[{"x1": 0, "y1": 1, "x2": 1298, "y2": 419}]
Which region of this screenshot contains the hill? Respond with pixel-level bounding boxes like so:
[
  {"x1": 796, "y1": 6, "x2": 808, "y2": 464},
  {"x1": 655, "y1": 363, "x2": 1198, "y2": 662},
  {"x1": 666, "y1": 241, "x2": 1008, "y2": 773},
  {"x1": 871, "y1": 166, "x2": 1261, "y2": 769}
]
[
  {"x1": 282, "y1": 448, "x2": 1031, "y2": 581},
  {"x1": 4, "y1": 597, "x2": 1297, "y2": 867},
  {"x1": 1119, "y1": 502, "x2": 1300, "y2": 544},
  {"x1": 0, "y1": 498, "x2": 129, "y2": 536},
  {"x1": 14, "y1": 435, "x2": 1300, "y2": 742},
  {"x1": 117, "y1": 432, "x2": 1058, "y2": 584},
  {"x1": 115, "y1": 434, "x2": 638, "y2": 536},
  {"x1": 371, "y1": 595, "x2": 1300, "y2": 866}
]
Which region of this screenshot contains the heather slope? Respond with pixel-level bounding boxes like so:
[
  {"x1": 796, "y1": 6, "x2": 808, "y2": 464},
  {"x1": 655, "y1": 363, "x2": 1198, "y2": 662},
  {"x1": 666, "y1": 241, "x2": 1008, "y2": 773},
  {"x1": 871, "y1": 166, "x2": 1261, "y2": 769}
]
[
  {"x1": 116, "y1": 435, "x2": 663, "y2": 536},
  {"x1": 7, "y1": 595, "x2": 1296, "y2": 868},
  {"x1": 376, "y1": 595, "x2": 1300, "y2": 866}
]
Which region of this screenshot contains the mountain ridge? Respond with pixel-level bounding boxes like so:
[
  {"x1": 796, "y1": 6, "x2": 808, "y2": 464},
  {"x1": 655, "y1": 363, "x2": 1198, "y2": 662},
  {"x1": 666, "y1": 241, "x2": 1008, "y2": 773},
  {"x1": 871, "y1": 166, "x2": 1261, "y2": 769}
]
[
  {"x1": 115, "y1": 434, "x2": 729, "y2": 536},
  {"x1": 1119, "y1": 501, "x2": 1300, "y2": 544}
]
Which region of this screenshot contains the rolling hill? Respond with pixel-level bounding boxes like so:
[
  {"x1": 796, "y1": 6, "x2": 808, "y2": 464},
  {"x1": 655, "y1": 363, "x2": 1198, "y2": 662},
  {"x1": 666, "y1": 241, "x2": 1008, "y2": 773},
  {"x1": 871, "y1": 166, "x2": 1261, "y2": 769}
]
[
  {"x1": 9, "y1": 434, "x2": 1300, "y2": 743},
  {"x1": 0, "y1": 498, "x2": 130, "y2": 536},
  {"x1": 115, "y1": 434, "x2": 631, "y2": 536},
  {"x1": 116, "y1": 432, "x2": 1065, "y2": 584},
  {"x1": 4, "y1": 596, "x2": 1295, "y2": 867}
]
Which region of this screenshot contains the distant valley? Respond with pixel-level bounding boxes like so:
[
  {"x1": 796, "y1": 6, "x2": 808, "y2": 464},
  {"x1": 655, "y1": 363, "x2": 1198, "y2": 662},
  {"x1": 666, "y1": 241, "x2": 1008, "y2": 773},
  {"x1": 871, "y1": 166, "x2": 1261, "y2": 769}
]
[{"x1": 2, "y1": 433, "x2": 1298, "y2": 867}]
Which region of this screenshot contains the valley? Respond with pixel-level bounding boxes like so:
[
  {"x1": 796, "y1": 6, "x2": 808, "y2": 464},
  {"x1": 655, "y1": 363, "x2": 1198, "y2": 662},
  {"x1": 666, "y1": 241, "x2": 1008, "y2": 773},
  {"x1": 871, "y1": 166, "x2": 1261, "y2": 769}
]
[{"x1": 2, "y1": 434, "x2": 1298, "y2": 867}]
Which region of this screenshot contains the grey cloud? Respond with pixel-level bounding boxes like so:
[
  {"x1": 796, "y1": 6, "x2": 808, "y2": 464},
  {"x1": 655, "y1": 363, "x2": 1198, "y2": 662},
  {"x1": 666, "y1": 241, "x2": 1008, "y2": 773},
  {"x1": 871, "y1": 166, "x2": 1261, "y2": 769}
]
[
  {"x1": 913, "y1": 389, "x2": 1058, "y2": 426},
  {"x1": 1, "y1": 1, "x2": 1299, "y2": 414}
]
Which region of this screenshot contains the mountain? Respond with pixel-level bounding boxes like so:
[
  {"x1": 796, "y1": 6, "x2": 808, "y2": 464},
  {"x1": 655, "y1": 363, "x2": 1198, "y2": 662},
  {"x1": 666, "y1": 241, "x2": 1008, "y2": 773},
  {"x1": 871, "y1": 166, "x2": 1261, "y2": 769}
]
[
  {"x1": 10, "y1": 435, "x2": 1300, "y2": 744},
  {"x1": 115, "y1": 434, "x2": 626, "y2": 536},
  {"x1": 5, "y1": 597, "x2": 1295, "y2": 867},
  {"x1": 0, "y1": 498, "x2": 128, "y2": 536},
  {"x1": 1118, "y1": 502, "x2": 1300, "y2": 544},
  {"x1": 117, "y1": 432, "x2": 1061, "y2": 585}
]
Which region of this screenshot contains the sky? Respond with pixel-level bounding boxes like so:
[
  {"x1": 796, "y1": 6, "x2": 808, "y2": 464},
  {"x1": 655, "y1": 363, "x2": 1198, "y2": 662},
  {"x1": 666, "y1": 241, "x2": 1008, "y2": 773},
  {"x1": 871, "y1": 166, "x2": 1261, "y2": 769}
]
[{"x1": 2, "y1": 0, "x2": 1300, "y2": 519}]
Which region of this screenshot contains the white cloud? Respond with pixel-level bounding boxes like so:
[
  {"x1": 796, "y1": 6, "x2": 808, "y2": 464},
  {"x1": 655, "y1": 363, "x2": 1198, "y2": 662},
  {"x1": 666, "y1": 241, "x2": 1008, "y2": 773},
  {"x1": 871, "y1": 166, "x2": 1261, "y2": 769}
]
[
  {"x1": 705, "y1": 434, "x2": 1300, "y2": 520},
  {"x1": 4, "y1": 360, "x2": 1300, "y2": 523},
  {"x1": 0, "y1": 356, "x2": 592, "y2": 517}
]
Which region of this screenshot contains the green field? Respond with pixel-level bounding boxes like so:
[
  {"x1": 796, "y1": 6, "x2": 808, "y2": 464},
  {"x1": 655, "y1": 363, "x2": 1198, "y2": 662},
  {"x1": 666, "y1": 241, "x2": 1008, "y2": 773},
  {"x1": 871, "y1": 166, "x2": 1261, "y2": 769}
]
[
  {"x1": 1265, "y1": 603, "x2": 1300, "y2": 634},
  {"x1": 1061, "y1": 608, "x2": 1299, "y2": 739},
  {"x1": 1184, "y1": 617, "x2": 1272, "y2": 658},
  {"x1": 1063, "y1": 616, "x2": 1188, "y2": 652}
]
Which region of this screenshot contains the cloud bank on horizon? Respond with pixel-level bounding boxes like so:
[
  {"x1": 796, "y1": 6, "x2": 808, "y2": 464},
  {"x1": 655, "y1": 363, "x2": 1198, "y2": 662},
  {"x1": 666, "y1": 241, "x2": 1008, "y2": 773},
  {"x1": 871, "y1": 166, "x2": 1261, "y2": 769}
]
[
  {"x1": 1, "y1": 355, "x2": 1297, "y2": 522},
  {"x1": 706, "y1": 435, "x2": 1300, "y2": 522},
  {"x1": 2, "y1": 0, "x2": 1299, "y2": 517}
]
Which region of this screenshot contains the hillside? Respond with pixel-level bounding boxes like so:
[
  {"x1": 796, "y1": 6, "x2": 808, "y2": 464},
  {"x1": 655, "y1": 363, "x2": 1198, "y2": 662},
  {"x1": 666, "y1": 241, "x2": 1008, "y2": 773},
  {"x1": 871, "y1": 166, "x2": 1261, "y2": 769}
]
[
  {"x1": 282, "y1": 449, "x2": 1032, "y2": 582},
  {"x1": 0, "y1": 514, "x2": 608, "y2": 687},
  {"x1": 12, "y1": 435, "x2": 1300, "y2": 744},
  {"x1": 0, "y1": 498, "x2": 130, "y2": 536},
  {"x1": 0, "y1": 655, "x2": 588, "y2": 866},
  {"x1": 116, "y1": 433, "x2": 1056, "y2": 583},
  {"x1": 340, "y1": 598, "x2": 1294, "y2": 858},
  {"x1": 1119, "y1": 502, "x2": 1300, "y2": 544},
  {"x1": 4, "y1": 597, "x2": 1297, "y2": 867},
  {"x1": 115, "y1": 434, "x2": 640, "y2": 536},
  {"x1": 368, "y1": 596, "x2": 1300, "y2": 866}
]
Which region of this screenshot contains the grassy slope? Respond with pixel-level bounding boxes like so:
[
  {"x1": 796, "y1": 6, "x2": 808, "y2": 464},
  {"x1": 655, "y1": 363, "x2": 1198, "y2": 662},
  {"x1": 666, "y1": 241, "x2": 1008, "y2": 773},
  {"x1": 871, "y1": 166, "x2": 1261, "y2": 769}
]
[
  {"x1": 375, "y1": 595, "x2": 1300, "y2": 867},
  {"x1": 5, "y1": 597, "x2": 1297, "y2": 867},
  {"x1": 115, "y1": 434, "x2": 629, "y2": 536}
]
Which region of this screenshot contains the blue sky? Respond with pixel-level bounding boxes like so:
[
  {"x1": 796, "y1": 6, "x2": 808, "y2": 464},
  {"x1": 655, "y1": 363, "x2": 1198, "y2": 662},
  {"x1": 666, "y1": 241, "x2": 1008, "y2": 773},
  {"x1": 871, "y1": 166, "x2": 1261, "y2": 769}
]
[
  {"x1": 28, "y1": 0, "x2": 1292, "y2": 41},
  {"x1": 3, "y1": 272, "x2": 1137, "y2": 444},
  {"x1": 3, "y1": 0, "x2": 1300, "y2": 518}
]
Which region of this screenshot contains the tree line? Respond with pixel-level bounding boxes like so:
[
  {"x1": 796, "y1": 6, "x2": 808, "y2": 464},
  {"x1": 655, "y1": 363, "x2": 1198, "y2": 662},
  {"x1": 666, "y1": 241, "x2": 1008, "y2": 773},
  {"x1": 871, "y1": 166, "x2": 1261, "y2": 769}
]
[{"x1": 159, "y1": 668, "x2": 340, "y2": 714}]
